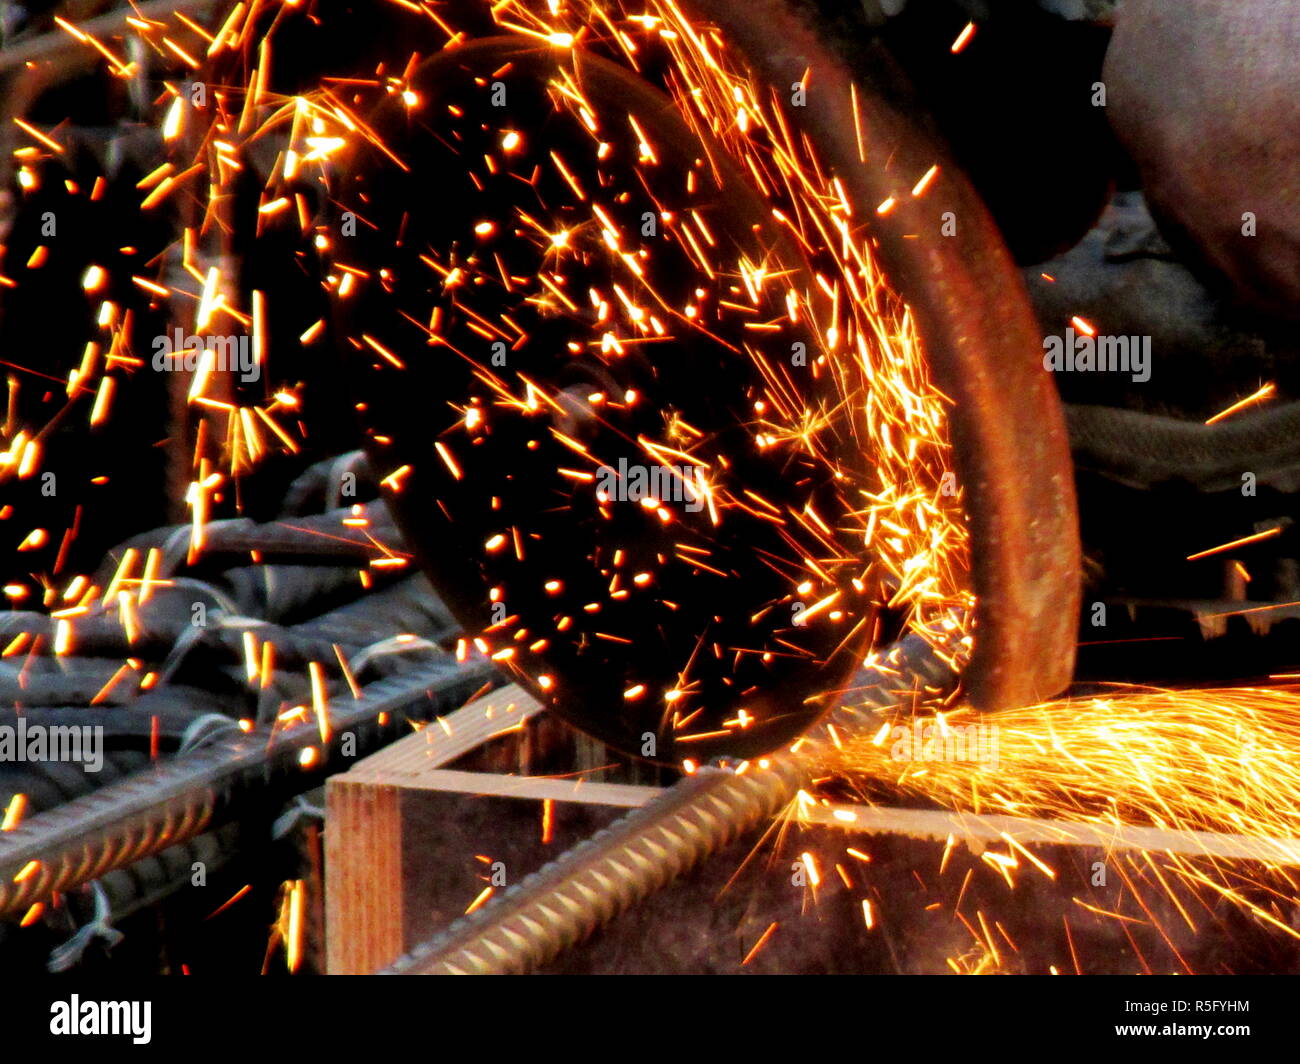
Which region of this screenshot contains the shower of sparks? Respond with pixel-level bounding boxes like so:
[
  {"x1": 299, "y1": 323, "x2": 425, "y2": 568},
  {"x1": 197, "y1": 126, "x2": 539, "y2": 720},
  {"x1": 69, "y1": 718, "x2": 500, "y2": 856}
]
[
  {"x1": 819, "y1": 685, "x2": 1300, "y2": 846},
  {"x1": 800, "y1": 683, "x2": 1300, "y2": 971},
  {"x1": 1, "y1": 0, "x2": 1298, "y2": 974},
  {"x1": 294, "y1": 0, "x2": 974, "y2": 747},
  {"x1": 3, "y1": 0, "x2": 974, "y2": 741}
]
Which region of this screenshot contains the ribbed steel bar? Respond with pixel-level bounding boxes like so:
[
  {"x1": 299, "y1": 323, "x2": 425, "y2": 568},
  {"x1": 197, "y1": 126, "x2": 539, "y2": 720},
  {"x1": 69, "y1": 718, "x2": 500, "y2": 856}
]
[
  {"x1": 0, "y1": 659, "x2": 496, "y2": 916},
  {"x1": 385, "y1": 637, "x2": 954, "y2": 974},
  {"x1": 386, "y1": 759, "x2": 804, "y2": 975}
]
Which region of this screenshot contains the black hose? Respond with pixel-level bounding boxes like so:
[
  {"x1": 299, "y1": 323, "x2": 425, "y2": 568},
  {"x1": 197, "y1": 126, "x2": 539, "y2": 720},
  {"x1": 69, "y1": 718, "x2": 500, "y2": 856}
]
[{"x1": 1066, "y1": 400, "x2": 1300, "y2": 492}]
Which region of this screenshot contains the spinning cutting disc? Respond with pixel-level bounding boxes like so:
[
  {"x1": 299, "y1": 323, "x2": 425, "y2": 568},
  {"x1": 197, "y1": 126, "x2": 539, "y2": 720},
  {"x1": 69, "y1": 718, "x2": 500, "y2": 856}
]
[
  {"x1": 330, "y1": 39, "x2": 936, "y2": 762},
  {"x1": 326, "y1": 6, "x2": 1081, "y2": 763}
]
